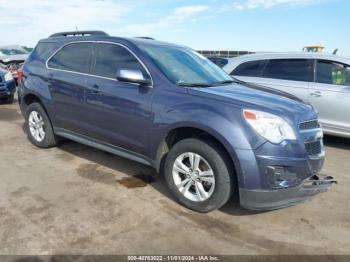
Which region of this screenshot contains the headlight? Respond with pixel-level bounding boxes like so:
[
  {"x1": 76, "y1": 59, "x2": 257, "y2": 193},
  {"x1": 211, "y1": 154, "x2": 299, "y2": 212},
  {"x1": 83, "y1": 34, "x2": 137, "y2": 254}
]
[
  {"x1": 4, "y1": 71, "x2": 13, "y2": 81},
  {"x1": 243, "y1": 109, "x2": 296, "y2": 144}
]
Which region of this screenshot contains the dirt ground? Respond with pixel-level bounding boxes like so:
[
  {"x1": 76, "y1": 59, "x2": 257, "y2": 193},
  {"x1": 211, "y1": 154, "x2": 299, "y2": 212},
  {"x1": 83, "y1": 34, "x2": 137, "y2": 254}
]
[{"x1": 0, "y1": 100, "x2": 349, "y2": 255}]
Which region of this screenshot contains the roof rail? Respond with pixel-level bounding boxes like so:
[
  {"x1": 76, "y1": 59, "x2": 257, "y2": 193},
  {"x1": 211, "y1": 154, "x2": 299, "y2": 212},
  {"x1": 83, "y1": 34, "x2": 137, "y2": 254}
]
[{"x1": 49, "y1": 31, "x2": 109, "y2": 38}]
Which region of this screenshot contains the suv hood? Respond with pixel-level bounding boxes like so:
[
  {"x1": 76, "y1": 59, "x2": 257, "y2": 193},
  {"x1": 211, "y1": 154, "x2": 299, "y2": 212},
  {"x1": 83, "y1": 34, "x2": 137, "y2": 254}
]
[{"x1": 188, "y1": 82, "x2": 316, "y2": 121}]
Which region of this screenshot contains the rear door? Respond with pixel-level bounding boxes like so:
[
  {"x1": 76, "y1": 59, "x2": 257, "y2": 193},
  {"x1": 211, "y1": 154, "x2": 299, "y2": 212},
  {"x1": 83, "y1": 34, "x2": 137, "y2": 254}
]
[
  {"x1": 231, "y1": 59, "x2": 312, "y2": 101},
  {"x1": 47, "y1": 42, "x2": 94, "y2": 134},
  {"x1": 308, "y1": 60, "x2": 350, "y2": 133},
  {"x1": 84, "y1": 42, "x2": 153, "y2": 156}
]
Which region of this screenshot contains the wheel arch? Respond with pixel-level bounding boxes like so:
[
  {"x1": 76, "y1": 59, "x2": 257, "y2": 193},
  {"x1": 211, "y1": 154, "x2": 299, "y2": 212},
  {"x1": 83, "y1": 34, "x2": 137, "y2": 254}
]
[
  {"x1": 23, "y1": 92, "x2": 43, "y2": 107},
  {"x1": 21, "y1": 92, "x2": 55, "y2": 127},
  {"x1": 155, "y1": 124, "x2": 243, "y2": 188}
]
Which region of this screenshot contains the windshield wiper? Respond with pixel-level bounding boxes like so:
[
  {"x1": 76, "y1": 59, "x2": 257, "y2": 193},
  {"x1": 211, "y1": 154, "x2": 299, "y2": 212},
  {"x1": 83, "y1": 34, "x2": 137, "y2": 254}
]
[
  {"x1": 176, "y1": 82, "x2": 213, "y2": 87},
  {"x1": 211, "y1": 80, "x2": 236, "y2": 86},
  {"x1": 211, "y1": 78, "x2": 246, "y2": 86},
  {"x1": 230, "y1": 77, "x2": 247, "y2": 84}
]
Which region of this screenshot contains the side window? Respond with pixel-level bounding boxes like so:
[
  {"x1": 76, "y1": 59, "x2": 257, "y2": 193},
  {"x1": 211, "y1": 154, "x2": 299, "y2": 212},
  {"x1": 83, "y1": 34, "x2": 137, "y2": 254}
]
[
  {"x1": 48, "y1": 43, "x2": 93, "y2": 74},
  {"x1": 231, "y1": 60, "x2": 265, "y2": 76},
  {"x1": 316, "y1": 60, "x2": 349, "y2": 85},
  {"x1": 262, "y1": 59, "x2": 311, "y2": 82},
  {"x1": 92, "y1": 43, "x2": 150, "y2": 79},
  {"x1": 345, "y1": 67, "x2": 350, "y2": 85}
]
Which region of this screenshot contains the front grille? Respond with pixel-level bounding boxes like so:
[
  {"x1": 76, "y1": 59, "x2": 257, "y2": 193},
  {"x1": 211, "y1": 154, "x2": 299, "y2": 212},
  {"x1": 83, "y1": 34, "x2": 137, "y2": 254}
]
[
  {"x1": 305, "y1": 140, "x2": 322, "y2": 156},
  {"x1": 299, "y1": 120, "x2": 320, "y2": 130},
  {"x1": 0, "y1": 76, "x2": 3, "y2": 82}
]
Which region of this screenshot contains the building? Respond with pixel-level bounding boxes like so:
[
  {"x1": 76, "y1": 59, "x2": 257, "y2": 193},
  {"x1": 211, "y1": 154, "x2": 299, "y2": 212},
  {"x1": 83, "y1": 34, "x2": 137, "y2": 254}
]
[{"x1": 197, "y1": 50, "x2": 255, "y2": 58}]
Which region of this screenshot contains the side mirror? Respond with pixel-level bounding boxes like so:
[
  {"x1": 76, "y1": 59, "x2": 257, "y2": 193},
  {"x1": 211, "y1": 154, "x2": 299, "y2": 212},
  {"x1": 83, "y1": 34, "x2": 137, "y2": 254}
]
[{"x1": 116, "y1": 69, "x2": 151, "y2": 86}]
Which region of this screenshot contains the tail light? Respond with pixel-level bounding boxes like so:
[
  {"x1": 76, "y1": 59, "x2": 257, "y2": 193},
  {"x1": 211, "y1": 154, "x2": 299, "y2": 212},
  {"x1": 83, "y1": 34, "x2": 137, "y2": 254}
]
[{"x1": 17, "y1": 65, "x2": 23, "y2": 83}]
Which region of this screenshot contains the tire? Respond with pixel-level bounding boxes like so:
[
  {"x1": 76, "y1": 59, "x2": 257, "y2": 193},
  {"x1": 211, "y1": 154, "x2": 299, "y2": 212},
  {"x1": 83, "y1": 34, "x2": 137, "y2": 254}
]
[
  {"x1": 25, "y1": 102, "x2": 57, "y2": 148},
  {"x1": 164, "y1": 138, "x2": 233, "y2": 213}
]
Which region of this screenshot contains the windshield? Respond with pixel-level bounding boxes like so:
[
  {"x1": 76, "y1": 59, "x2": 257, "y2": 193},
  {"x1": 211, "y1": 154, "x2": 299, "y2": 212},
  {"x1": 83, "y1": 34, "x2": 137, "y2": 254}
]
[
  {"x1": 139, "y1": 44, "x2": 232, "y2": 86},
  {"x1": 0, "y1": 48, "x2": 27, "y2": 56}
]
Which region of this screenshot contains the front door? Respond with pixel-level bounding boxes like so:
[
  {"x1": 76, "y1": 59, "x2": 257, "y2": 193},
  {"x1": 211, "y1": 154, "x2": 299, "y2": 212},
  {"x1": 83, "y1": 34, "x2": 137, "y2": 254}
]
[
  {"x1": 84, "y1": 42, "x2": 153, "y2": 156},
  {"x1": 308, "y1": 60, "x2": 350, "y2": 134}
]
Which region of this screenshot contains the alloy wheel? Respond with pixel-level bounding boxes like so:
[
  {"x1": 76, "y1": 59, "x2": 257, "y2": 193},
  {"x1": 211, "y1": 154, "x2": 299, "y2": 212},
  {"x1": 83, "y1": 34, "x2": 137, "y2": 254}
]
[
  {"x1": 172, "y1": 152, "x2": 215, "y2": 202},
  {"x1": 28, "y1": 110, "x2": 46, "y2": 142}
]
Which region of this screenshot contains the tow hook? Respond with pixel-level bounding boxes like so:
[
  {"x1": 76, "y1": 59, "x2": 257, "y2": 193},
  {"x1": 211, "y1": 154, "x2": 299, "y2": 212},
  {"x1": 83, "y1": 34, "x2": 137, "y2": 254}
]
[{"x1": 303, "y1": 174, "x2": 337, "y2": 187}]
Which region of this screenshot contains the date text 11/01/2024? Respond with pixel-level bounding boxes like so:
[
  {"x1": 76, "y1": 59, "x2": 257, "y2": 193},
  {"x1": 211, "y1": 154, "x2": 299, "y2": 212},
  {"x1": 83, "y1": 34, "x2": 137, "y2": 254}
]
[{"x1": 128, "y1": 255, "x2": 219, "y2": 261}]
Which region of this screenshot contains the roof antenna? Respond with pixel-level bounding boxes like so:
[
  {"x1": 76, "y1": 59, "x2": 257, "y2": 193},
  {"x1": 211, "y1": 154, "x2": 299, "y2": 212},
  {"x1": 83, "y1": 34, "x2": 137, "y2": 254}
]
[{"x1": 333, "y1": 48, "x2": 338, "y2": 55}]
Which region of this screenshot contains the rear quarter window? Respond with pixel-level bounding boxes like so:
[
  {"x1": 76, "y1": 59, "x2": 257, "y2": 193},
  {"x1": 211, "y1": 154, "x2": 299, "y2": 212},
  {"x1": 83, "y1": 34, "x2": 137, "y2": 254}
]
[
  {"x1": 25, "y1": 42, "x2": 58, "y2": 67},
  {"x1": 35, "y1": 42, "x2": 58, "y2": 61}
]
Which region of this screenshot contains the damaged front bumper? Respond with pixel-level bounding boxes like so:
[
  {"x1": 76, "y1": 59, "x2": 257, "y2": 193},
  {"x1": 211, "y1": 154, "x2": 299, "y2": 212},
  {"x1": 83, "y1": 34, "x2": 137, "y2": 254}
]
[{"x1": 239, "y1": 174, "x2": 337, "y2": 211}]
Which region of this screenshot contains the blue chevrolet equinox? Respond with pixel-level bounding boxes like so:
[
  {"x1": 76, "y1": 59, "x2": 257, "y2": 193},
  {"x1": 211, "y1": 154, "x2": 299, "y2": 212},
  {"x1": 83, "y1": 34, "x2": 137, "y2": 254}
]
[{"x1": 18, "y1": 31, "x2": 336, "y2": 212}]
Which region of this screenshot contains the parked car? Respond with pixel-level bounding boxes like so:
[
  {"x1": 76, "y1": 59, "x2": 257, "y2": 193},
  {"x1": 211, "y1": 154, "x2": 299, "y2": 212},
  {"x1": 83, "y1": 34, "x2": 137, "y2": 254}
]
[
  {"x1": 18, "y1": 31, "x2": 336, "y2": 212},
  {"x1": 207, "y1": 57, "x2": 229, "y2": 68},
  {"x1": 0, "y1": 45, "x2": 29, "y2": 84},
  {"x1": 222, "y1": 53, "x2": 350, "y2": 138},
  {"x1": 0, "y1": 64, "x2": 16, "y2": 103}
]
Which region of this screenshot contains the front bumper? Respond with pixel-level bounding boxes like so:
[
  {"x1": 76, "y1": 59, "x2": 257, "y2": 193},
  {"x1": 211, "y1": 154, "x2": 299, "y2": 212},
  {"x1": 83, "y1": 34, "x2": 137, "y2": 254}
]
[
  {"x1": 234, "y1": 121, "x2": 336, "y2": 211},
  {"x1": 240, "y1": 174, "x2": 337, "y2": 210}
]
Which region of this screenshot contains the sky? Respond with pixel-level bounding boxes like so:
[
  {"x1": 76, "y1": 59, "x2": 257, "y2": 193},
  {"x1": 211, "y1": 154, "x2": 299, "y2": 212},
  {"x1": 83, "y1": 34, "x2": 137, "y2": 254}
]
[{"x1": 0, "y1": 0, "x2": 349, "y2": 56}]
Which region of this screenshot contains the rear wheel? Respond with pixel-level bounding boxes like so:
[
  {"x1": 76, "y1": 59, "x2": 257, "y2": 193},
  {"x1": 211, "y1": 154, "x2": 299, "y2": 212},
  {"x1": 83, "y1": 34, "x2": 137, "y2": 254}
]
[
  {"x1": 164, "y1": 138, "x2": 233, "y2": 212},
  {"x1": 25, "y1": 102, "x2": 57, "y2": 148}
]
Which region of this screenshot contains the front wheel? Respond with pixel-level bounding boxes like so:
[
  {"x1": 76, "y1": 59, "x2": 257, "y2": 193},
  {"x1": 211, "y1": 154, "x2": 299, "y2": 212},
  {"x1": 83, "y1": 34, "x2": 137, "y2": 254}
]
[{"x1": 164, "y1": 138, "x2": 234, "y2": 212}]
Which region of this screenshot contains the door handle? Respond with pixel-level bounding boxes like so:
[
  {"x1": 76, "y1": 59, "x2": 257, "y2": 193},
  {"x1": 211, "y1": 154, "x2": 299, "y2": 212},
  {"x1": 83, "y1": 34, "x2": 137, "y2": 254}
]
[
  {"x1": 90, "y1": 84, "x2": 100, "y2": 94},
  {"x1": 310, "y1": 91, "x2": 323, "y2": 97}
]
